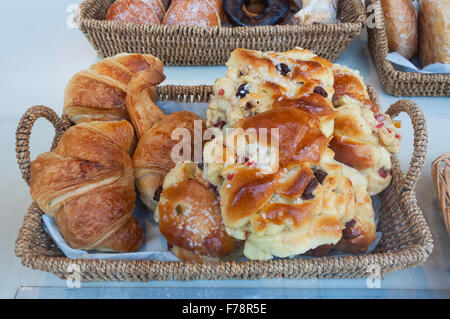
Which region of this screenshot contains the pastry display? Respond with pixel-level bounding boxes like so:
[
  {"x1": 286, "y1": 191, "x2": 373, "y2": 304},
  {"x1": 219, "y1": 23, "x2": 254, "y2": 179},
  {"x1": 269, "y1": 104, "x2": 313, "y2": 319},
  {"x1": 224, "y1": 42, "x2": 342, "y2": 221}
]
[
  {"x1": 418, "y1": 0, "x2": 450, "y2": 67},
  {"x1": 104, "y1": 0, "x2": 342, "y2": 27},
  {"x1": 379, "y1": 0, "x2": 418, "y2": 60},
  {"x1": 64, "y1": 53, "x2": 165, "y2": 124},
  {"x1": 30, "y1": 120, "x2": 143, "y2": 252},
  {"x1": 292, "y1": 0, "x2": 338, "y2": 25}
]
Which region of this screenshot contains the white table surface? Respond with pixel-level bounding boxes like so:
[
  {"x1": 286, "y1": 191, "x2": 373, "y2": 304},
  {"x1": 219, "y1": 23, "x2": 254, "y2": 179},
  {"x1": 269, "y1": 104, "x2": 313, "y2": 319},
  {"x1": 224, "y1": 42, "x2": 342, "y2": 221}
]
[{"x1": 0, "y1": 0, "x2": 449, "y2": 299}]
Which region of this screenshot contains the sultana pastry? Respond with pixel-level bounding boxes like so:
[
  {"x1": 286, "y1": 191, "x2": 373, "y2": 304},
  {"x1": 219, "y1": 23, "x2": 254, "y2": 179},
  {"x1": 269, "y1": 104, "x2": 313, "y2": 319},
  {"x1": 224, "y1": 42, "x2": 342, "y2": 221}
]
[
  {"x1": 155, "y1": 162, "x2": 240, "y2": 262},
  {"x1": 30, "y1": 120, "x2": 143, "y2": 252},
  {"x1": 64, "y1": 53, "x2": 165, "y2": 124},
  {"x1": 106, "y1": 0, "x2": 162, "y2": 24},
  {"x1": 207, "y1": 47, "x2": 336, "y2": 138},
  {"x1": 132, "y1": 111, "x2": 206, "y2": 211},
  {"x1": 331, "y1": 64, "x2": 400, "y2": 195}
]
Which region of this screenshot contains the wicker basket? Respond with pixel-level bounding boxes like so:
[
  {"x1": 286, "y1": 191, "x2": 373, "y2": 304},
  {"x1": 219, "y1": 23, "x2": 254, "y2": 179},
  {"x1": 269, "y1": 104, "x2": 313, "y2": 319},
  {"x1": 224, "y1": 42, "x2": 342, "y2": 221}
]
[
  {"x1": 77, "y1": 0, "x2": 365, "y2": 65},
  {"x1": 365, "y1": 0, "x2": 450, "y2": 97},
  {"x1": 15, "y1": 85, "x2": 433, "y2": 281},
  {"x1": 432, "y1": 153, "x2": 450, "y2": 236}
]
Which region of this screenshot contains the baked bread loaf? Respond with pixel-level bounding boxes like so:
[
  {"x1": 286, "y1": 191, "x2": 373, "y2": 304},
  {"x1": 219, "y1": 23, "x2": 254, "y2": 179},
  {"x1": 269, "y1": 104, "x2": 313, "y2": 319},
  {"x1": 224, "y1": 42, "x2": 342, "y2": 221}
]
[
  {"x1": 380, "y1": 0, "x2": 418, "y2": 60},
  {"x1": 207, "y1": 47, "x2": 336, "y2": 138},
  {"x1": 163, "y1": 0, "x2": 224, "y2": 27},
  {"x1": 64, "y1": 53, "x2": 165, "y2": 124},
  {"x1": 155, "y1": 162, "x2": 240, "y2": 262},
  {"x1": 30, "y1": 120, "x2": 143, "y2": 252},
  {"x1": 331, "y1": 64, "x2": 400, "y2": 195},
  {"x1": 292, "y1": 0, "x2": 338, "y2": 25},
  {"x1": 419, "y1": 0, "x2": 450, "y2": 67},
  {"x1": 203, "y1": 107, "x2": 376, "y2": 260},
  {"x1": 106, "y1": 0, "x2": 163, "y2": 24}
]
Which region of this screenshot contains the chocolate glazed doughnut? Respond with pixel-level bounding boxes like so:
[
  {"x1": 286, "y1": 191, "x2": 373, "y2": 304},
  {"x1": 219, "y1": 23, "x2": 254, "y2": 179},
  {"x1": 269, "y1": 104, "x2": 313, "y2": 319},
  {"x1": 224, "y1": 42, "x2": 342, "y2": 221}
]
[{"x1": 224, "y1": 0, "x2": 291, "y2": 26}]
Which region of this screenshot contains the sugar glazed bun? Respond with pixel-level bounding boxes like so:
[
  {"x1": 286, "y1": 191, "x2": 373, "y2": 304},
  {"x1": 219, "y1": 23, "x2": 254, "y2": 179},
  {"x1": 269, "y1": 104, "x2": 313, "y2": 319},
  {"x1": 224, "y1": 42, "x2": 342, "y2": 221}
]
[
  {"x1": 380, "y1": 0, "x2": 418, "y2": 60},
  {"x1": 155, "y1": 162, "x2": 240, "y2": 262},
  {"x1": 206, "y1": 47, "x2": 336, "y2": 138},
  {"x1": 163, "y1": 0, "x2": 223, "y2": 27},
  {"x1": 203, "y1": 107, "x2": 376, "y2": 260},
  {"x1": 64, "y1": 53, "x2": 165, "y2": 124},
  {"x1": 292, "y1": 0, "x2": 338, "y2": 25},
  {"x1": 106, "y1": 0, "x2": 163, "y2": 24},
  {"x1": 418, "y1": 0, "x2": 450, "y2": 67}
]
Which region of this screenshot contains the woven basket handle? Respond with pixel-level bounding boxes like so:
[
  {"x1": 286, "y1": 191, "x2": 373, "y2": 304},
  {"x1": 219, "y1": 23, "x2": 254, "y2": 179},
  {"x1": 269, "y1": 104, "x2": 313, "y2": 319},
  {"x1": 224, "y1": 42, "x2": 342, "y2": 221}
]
[
  {"x1": 386, "y1": 100, "x2": 428, "y2": 191},
  {"x1": 16, "y1": 106, "x2": 67, "y2": 186}
]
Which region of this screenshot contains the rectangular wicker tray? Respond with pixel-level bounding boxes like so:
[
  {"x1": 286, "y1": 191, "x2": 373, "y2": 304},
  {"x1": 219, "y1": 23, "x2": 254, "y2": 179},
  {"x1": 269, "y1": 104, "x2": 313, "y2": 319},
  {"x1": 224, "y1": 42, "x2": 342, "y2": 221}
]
[
  {"x1": 15, "y1": 85, "x2": 433, "y2": 281},
  {"x1": 77, "y1": 0, "x2": 365, "y2": 65},
  {"x1": 365, "y1": 0, "x2": 450, "y2": 97}
]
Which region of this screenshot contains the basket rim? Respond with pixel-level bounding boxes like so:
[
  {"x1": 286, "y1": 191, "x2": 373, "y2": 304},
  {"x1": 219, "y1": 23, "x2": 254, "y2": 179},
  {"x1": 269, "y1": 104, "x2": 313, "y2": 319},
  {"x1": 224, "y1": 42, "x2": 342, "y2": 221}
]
[
  {"x1": 77, "y1": 0, "x2": 365, "y2": 34},
  {"x1": 14, "y1": 85, "x2": 434, "y2": 280},
  {"x1": 364, "y1": 0, "x2": 450, "y2": 96}
]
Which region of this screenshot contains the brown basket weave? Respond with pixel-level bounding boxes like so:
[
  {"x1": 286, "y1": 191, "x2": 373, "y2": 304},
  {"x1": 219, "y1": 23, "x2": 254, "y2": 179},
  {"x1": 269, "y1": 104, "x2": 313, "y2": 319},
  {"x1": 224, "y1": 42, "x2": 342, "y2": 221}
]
[
  {"x1": 365, "y1": 0, "x2": 450, "y2": 97},
  {"x1": 432, "y1": 153, "x2": 450, "y2": 236},
  {"x1": 15, "y1": 85, "x2": 433, "y2": 281},
  {"x1": 77, "y1": 0, "x2": 365, "y2": 65}
]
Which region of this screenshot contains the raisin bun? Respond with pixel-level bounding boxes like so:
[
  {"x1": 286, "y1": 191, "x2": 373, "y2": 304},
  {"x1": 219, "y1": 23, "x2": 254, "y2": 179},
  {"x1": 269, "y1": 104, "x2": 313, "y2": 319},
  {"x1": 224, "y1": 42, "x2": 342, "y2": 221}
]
[
  {"x1": 206, "y1": 48, "x2": 336, "y2": 139},
  {"x1": 155, "y1": 162, "x2": 241, "y2": 262},
  {"x1": 331, "y1": 65, "x2": 401, "y2": 195},
  {"x1": 203, "y1": 106, "x2": 376, "y2": 260}
]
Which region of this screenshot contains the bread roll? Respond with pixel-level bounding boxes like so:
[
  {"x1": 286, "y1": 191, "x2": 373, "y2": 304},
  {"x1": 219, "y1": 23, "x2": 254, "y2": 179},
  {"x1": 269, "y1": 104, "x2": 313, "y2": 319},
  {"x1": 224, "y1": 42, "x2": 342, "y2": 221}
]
[
  {"x1": 380, "y1": 0, "x2": 418, "y2": 60},
  {"x1": 419, "y1": 0, "x2": 450, "y2": 67}
]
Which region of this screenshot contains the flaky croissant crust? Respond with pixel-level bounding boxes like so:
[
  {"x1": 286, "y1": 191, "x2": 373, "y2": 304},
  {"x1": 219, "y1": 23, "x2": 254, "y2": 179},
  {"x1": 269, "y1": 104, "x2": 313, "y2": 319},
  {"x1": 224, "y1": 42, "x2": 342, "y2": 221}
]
[{"x1": 30, "y1": 120, "x2": 143, "y2": 252}]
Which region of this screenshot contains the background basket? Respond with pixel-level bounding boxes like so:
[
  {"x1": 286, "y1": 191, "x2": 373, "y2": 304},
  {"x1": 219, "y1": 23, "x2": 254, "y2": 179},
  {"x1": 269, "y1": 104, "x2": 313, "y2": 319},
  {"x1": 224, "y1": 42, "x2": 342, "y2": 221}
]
[
  {"x1": 77, "y1": 0, "x2": 366, "y2": 65},
  {"x1": 14, "y1": 85, "x2": 433, "y2": 281},
  {"x1": 365, "y1": 0, "x2": 450, "y2": 97}
]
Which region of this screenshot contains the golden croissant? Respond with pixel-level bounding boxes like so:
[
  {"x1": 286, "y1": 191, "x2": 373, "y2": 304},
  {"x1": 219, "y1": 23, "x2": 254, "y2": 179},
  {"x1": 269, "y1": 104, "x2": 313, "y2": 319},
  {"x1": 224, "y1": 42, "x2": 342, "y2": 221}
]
[
  {"x1": 30, "y1": 120, "x2": 143, "y2": 252},
  {"x1": 64, "y1": 53, "x2": 165, "y2": 124}
]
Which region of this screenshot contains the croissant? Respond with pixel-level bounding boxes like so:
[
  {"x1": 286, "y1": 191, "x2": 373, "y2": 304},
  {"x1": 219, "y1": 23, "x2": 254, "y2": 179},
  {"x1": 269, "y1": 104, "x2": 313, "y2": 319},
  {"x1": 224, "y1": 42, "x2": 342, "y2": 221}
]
[
  {"x1": 64, "y1": 53, "x2": 165, "y2": 124},
  {"x1": 30, "y1": 120, "x2": 143, "y2": 252},
  {"x1": 125, "y1": 65, "x2": 206, "y2": 211}
]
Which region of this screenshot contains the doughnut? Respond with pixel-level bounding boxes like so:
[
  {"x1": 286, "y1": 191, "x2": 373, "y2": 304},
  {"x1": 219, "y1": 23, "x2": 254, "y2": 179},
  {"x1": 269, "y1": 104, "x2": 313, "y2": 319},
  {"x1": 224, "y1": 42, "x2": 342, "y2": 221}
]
[{"x1": 223, "y1": 0, "x2": 291, "y2": 26}]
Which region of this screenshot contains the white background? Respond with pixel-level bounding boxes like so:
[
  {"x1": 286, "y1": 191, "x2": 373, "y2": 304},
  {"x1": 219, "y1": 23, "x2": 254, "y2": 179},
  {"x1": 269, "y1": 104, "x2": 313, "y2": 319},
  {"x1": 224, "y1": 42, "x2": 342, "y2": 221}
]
[{"x1": 0, "y1": 0, "x2": 449, "y2": 298}]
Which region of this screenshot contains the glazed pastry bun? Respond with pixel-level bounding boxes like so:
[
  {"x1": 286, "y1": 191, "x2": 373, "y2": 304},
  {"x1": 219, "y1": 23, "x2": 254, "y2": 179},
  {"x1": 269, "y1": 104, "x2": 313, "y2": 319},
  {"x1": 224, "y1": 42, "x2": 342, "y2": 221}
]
[{"x1": 155, "y1": 162, "x2": 240, "y2": 262}]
